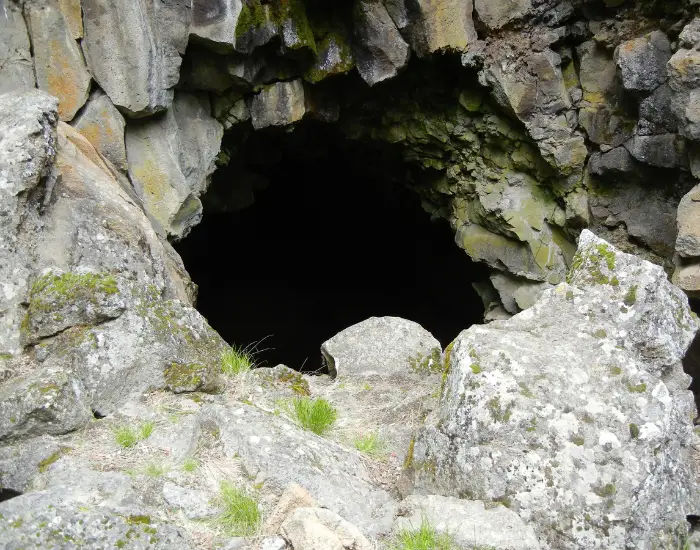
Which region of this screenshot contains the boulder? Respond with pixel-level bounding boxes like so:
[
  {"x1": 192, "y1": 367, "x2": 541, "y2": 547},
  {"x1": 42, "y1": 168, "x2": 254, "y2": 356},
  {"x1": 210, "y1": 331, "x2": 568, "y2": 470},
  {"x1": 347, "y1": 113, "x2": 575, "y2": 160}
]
[
  {"x1": 676, "y1": 184, "x2": 700, "y2": 258},
  {"x1": 25, "y1": 0, "x2": 91, "y2": 121},
  {"x1": 616, "y1": 31, "x2": 672, "y2": 93},
  {"x1": 474, "y1": 0, "x2": 531, "y2": 30},
  {"x1": 410, "y1": 230, "x2": 698, "y2": 549},
  {"x1": 320, "y1": 316, "x2": 441, "y2": 379},
  {"x1": 72, "y1": 89, "x2": 128, "y2": 172},
  {"x1": 191, "y1": 0, "x2": 242, "y2": 51},
  {"x1": 57, "y1": 0, "x2": 83, "y2": 39},
  {"x1": 623, "y1": 133, "x2": 686, "y2": 169},
  {"x1": 402, "y1": 0, "x2": 478, "y2": 56},
  {"x1": 162, "y1": 481, "x2": 218, "y2": 520},
  {"x1": 0, "y1": 0, "x2": 35, "y2": 94},
  {"x1": 392, "y1": 494, "x2": 540, "y2": 550},
  {"x1": 264, "y1": 483, "x2": 316, "y2": 535},
  {"x1": 280, "y1": 507, "x2": 373, "y2": 550},
  {"x1": 204, "y1": 402, "x2": 396, "y2": 536},
  {"x1": 249, "y1": 80, "x2": 306, "y2": 129},
  {"x1": 352, "y1": 0, "x2": 410, "y2": 86},
  {"x1": 668, "y1": 24, "x2": 700, "y2": 142},
  {"x1": 82, "y1": 0, "x2": 191, "y2": 117},
  {"x1": 126, "y1": 91, "x2": 223, "y2": 239}
]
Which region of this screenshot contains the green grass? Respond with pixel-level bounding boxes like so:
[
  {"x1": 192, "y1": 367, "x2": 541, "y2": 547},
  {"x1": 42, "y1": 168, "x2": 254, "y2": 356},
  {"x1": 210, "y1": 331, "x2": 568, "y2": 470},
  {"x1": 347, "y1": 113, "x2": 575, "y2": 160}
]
[
  {"x1": 182, "y1": 458, "x2": 199, "y2": 472},
  {"x1": 390, "y1": 518, "x2": 456, "y2": 550},
  {"x1": 144, "y1": 461, "x2": 169, "y2": 477},
  {"x1": 290, "y1": 397, "x2": 337, "y2": 435},
  {"x1": 113, "y1": 421, "x2": 155, "y2": 448},
  {"x1": 215, "y1": 481, "x2": 261, "y2": 536},
  {"x1": 221, "y1": 345, "x2": 255, "y2": 376},
  {"x1": 353, "y1": 432, "x2": 386, "y2": 458}
]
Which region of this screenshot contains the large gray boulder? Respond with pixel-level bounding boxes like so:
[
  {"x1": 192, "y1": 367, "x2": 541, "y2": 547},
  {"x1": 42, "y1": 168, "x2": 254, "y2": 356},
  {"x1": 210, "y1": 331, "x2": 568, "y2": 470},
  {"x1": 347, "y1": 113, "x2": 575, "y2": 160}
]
[
  {"x1": 126, "y1": 91, "x2": 223, "y2": 239},
  {"x1": 353, "y1": 0, "x2": 410, "y2": 86},
  {"x1": 410, "y1": 230, "x2": 698, "y2": 549},
  {"x1": 616, "y1": 31, "x2": 672, "y2": 94},
  {"x1": 82, "y1": 0, "x2": 191, "y2": 117},
  {"x1": 249, "y1": 80, "x2": 306, "y2": 130},
  {"x1": 0, "y1": 0, "x2": 36, "y2": 94},
  {"x1": 25, "y1": 0, "x2": 91, "y2": 121},
  {"x1": 190, "y1": 0, "x2": 242, "y2": 51}
]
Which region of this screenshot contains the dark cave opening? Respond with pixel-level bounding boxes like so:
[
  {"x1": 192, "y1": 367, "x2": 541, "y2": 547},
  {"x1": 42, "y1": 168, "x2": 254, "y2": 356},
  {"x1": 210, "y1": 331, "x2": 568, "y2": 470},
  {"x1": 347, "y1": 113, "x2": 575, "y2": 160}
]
[{"x1": 175, "y1": 120, "x2": 489, "y2": 370}]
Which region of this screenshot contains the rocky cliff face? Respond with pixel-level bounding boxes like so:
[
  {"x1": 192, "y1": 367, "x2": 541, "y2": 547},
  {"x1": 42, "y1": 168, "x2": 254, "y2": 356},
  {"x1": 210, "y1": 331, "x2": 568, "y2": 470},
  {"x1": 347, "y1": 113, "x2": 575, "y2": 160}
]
[{"x1": 0, "y1": 0, "x2": 700, "y2": 549}]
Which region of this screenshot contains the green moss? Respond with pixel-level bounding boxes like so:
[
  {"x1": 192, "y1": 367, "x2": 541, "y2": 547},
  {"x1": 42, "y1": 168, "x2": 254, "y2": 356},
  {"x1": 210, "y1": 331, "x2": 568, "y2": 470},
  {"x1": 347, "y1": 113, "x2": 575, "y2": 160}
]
[
  {"x1": 487, "y1": 397, "x2": 513, "y2": 423},
  {"x1": 30, "y1": 272, "x2": 118, "y2": 299},
  {"x1": 593, "y1": 329, "x2": 607, "y2": 339},
  {"x1": 235, "y1": 0, "x2": 268, "y2": 40},
  {"x1": 596, "y1": 244, "x2": 616, "y2": 271},
  {"x1": 409, "y1": 348, "x2": 442, "y2": 375},
  {"x1": 609, "y1": 365, "x2": 622, "y2": 376},
  {"x1": 469, "y1": 363, "x2": 482, "y2": 374},
  {"x1": 38, "y1": 447, "x2": 71, "y2": 473},
  {"x1": 404, "y1": 437, "x2": 415, "y2": 469},
  {"x1": 593, "y1": 483, "x2": 616, "y2": 498},
  {"x1": 623, "y1": 285, "x2": 638, "y2": 306},
  {"x1": 571, "y1": 435, "x2": 585, "y2": 446},
  {"x1": 627, "y1": 382, "x2": 647, "y2": 393},
  {"x1": 629, "y1": 423, "x2": 640, "y2": 439},
  {"x1": 440, "y1": 341, "x2": 455, "y2": 394},
  {"x1": 125, "y1": 515, "x2": 151, "y2": 525},
  {"x1": 164, "y1": 362, "x2": 204, "y2": 390},
  {"x1": 518, "y1": 382, "x2": 534, "y2": 398},
  {"x1": 525, "y1": 418, "x2": 537, "y2": 432},
  {"x1": 492, "y1": 495, "x2": 512, "y2": 508},
  {"x1": 276, "y1": 369, "x2": 311, "y2": 396}
]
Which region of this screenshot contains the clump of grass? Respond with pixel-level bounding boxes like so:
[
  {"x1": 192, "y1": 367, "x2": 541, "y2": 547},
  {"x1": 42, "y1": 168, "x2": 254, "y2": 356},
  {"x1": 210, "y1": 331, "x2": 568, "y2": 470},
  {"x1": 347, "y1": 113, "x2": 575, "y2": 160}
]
[
  {"x1": 391, "y1": 518, "x2": 456, "y2": 550},
  {"x1": 215, "y1": 481, "x2": 261, "y2": 536},
  {"x1": 221, "y1": 344, "x2": 255, "y2": 376},
  {"x1": 144, "y1": 461, "x2": 169, "y2": 477},
  {"x1": 290, "y1": 397, "x2": 337, "y2": 435},
  {"x1": 113, "y1": 420, "x2": 155, "y2": 448},
  {"x1": 353, "y1": 432, "x2": 386, "y2": 458},
  {"x1": 182, "y1": 458, "x2": 199, "y2": 472}
]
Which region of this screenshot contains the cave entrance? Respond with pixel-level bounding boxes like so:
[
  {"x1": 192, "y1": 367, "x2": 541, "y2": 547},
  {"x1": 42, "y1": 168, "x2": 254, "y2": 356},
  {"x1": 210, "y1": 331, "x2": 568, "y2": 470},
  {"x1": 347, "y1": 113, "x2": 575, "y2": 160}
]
[{"x1": 175, "y1": 120, "x2": 488, "y2": 371}]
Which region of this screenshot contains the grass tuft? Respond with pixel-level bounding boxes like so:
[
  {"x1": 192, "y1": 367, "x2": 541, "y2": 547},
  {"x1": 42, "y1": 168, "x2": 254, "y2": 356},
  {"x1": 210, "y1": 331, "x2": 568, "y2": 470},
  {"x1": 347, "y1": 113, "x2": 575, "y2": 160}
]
[
  {"x1": 113, "y1": 421, "x2": 155, "y2": 448},
  {"x1": 290, "y1": 397, "x2": 337, "y2": 435},
  {"x1": 221, "y1": 345, "x2": 255, "y2": 376},
  {"x1": 182, "y1": 458, "x2": 199, "y2": 472},
  {"x1": 391, "y1": 518, "x2": 456, "y2": 550},
  {"x1": 144, "y1": 461, "x2": 169, "y2": 477},
  {"x1": 353, "y1": 432, "x2": 386, "y2": 458},
  {"x1": 215, "y1": 481, "x2": 261, "y2": 536}
]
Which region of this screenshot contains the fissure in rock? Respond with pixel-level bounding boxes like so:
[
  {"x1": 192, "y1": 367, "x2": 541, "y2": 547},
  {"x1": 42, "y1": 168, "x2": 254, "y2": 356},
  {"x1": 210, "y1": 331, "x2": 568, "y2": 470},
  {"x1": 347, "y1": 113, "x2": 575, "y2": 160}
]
[{"x1": 175, "y1": 121, "x2": 488, "y2": 370}]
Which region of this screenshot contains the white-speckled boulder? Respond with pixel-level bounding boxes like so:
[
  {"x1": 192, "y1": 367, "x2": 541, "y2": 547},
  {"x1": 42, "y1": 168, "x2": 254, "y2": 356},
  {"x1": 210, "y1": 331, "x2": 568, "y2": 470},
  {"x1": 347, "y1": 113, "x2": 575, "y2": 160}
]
[{"x1": 410, "y1": 230, "x2": 699, "y2": 550}]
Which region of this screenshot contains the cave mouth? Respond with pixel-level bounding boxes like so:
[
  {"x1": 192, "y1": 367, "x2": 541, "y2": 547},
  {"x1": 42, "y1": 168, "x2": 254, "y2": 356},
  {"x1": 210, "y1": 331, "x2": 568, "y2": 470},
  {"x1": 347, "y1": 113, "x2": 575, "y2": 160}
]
[{"x1": 175, "y1": 119, "x2": 489, "y2": 371}]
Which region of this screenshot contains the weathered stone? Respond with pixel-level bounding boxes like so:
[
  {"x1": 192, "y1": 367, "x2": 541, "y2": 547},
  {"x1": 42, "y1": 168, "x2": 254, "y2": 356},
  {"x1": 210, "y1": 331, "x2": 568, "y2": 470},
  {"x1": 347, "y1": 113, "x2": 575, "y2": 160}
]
[
  {"x1": 58, "y1": 0, "x2": 83, "y2": 38},
  {"x1": 624, "y1": 133, "x2": 685, "y2": 169},
  {"x1": 162, "y1": 481, "x2": 218, "y2": 519},
  {"x1": 249, "y1": 80, "x2": 306, "y2": 130},
  {"x1": 82, "y1": 0, "x2": 191, "y2": 117},
  {"x1": 126, "y1": 92, "x2": 223, "y2": 238},
  {"x1": 0, "y1": 367, "x2": 91, "y2": 442},
  {"x1": 491, "y1": 272, "x2": 551, "y2": 314},
  {"x1": 353, "y1": 0, "x2": 410, "y2": 86},
  {"x1": 280, "y1": 507, "x2": 373, "y2": 550},
  {"x1": 474, "y1": 0, "x2": 531, "y2": 30},
  {"x1": 616, "y1": 31, "x2": 671, "y2": 93},
  {"x1": 673, "y1": 257, "x2": 700, "y2": 298},
  {"x1": 191, "y1": 0, "x2": 242, "y2": 51},
  {"x1": 679, "y1": 17, "x2": 700, "y2": 49},
  {"x1": 638, "y1": 84, "x2": 677, "y2": 136},
  {"x1": 0, "y1": 91, "x2": 59, "y2": 356},
  {"x1": 233, "y1": 0, "x2": 315, "y2": 55},
  {"x1": 393, "y1": 495, "x2": 540, "y2": 550},
  {"x1": 676, "y1": 184, "x2": 700, "y2": 258},
  {"x1": 668, "y1": 34, "x2": 700, "y2": 142},
  {"x1": 403, "y1": 0, "x2": 477, "y2": 57},
  {"x1": 320, "y1": 316, "x2": 441, "y2": 379},
  {"x1": 588, "y1": 147, "x2": 636, "y2": 177},
  {"x1": 264, "y1": 483, "x2": 316, "y2": 535},
  {"x1": 72, "y1": 89, "x2": 128, "y2": 172},
  {"x1": 26, "y1": 0, "x2": 91, "y2": 121},
  {"x1": 411, "y1": 230, "x2": 698, "y2": 549},
  {"x1": 179, "y1": 46, "x2": 239, "y2": 92},
  {"x1": 204, "y1": 403, "x2": 396, "y2": 536},
  {"x1": 0, "y1": 0, "x2": 35, "y2": 94}
]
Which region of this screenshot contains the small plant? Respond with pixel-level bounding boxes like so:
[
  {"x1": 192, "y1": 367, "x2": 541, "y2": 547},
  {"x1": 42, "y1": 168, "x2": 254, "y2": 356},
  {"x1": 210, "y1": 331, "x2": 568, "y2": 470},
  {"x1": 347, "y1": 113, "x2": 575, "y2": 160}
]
[
  {"x1": 215, "y1": 481, "x2": 261, "y2": 536},
  {"x1": 144, "y1": 461, "x2": 169, "y2": 477},
  {"x1": 353, "y1": 432, "x2": 386, "y2": 458},
  {"x1": 290, "y1": 397, "x2": 337, "y2": 435},
  {"x1": 390, "y1": 518, "x2": 456, "y2": 550},
  {"x1": 113, "y1": 421, "x2": 155, "y2": 448},
  {"x1": 221, "y1": 345, "x2": 255, "y2": 376},
  {"x1": 182, "y1": 458, "x2": 199, "y2": 472}
]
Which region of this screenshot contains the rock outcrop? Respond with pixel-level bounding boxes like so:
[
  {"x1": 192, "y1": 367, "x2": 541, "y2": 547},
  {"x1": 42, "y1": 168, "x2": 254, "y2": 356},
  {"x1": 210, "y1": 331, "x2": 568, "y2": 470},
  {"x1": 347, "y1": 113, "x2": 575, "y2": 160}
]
[{"x1": 410, "y1": 230, "x2": 699, "y2": 549}]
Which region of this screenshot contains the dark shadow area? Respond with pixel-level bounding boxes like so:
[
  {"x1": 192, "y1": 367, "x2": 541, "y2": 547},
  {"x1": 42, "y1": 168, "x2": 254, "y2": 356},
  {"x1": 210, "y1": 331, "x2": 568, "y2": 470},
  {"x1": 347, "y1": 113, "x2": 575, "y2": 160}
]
[
  {"x1": 175, "y1": 121, "x2": 488, "y2": 370},
  {"x1": 0, "y1": 488, "x2": 21, "y2": 503}
]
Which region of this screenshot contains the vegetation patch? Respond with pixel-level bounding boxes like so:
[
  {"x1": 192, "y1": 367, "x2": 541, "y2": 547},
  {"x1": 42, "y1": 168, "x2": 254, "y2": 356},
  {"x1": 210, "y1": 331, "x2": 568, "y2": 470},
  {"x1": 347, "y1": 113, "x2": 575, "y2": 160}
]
[
  {"x1": 113, "y1": 420, "x2": 155, "y2": 448},
  {"x1": 221, "y1": 345, "x2": 254, "y2": 376},
  {"x1": 487, "y1": 396, "x2": 513, "y2": 423},
  {"x1": 164, "y1": 362, "x2": 205, "y2": 390},
  {"x1": 37, "y1": 446, "x2": 72, "y2": 473},
  {"x1": 353, "y1": 432, "x2": 386, "y2": 458},
  {"x1": 629, "y1": 423, "x2": 640, "y2": 439},
  {"x1": 627, "y1": 382, "x2": 647, "y2": 393},
  {"x1": 182, "y1": 458, "x2": 199, "y2": 472},
  {"x1": 623, "y1": 285, "x2": 638, "y2": 306},
  {"x1": 409, "y1": 348, "x2": 443, "y2": 375},
  {"x1": 390, "y1": 517, "x2": 456, "y2": 550},
  {"x1": 215, "y1": 481, "x2": 261, "y2": 536},
  {"x1": 289, "y1": 397, "x2": 337, "y2": 435}
]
